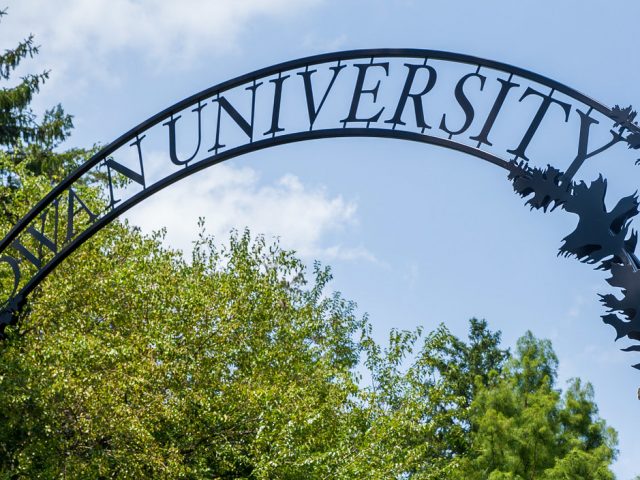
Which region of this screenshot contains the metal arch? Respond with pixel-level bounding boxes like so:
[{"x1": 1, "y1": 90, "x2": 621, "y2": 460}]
[
  {"x1": 3, "y1": 48, "x2": 640, "y2": 372},
  {"x1": 0, "y1": 48, "x2": 628, "y2": 255}
]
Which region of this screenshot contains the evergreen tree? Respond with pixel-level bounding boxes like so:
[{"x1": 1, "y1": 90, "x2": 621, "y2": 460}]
[
  {"x1": 0, "y1": 8, "x2": 84, "y2": 181},
  {"x1": 456, "y1": 332, "x2": 618, "y2": 479}
]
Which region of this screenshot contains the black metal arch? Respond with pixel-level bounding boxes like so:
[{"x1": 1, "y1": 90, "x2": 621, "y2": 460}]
[
  {"x1": 0, "y1": 48, "x2": 626, "y2": 253},
  {"x1": 2, "y1": 48, "x2": 639, "y2": 363}
]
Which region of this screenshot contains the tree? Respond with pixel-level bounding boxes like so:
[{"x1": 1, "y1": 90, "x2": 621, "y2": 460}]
[
  {"x1": 343, "y1": 319, "x2": 509, "y2": 479},
  {"x1": 0, "y1": 225, "x2": 371, "y2": 478},
  {"x1": 0, "y1": 10, "x2": 95, "y2": 319},
  {"x1": 0, "y1": 8, "x2": 87, "y2": 183},
  {"x1": 455, "y1": 332, "x2": 618, "y2": 479},
  {"x1": 0, "y1": 218, "x2": 620, "y2": 477}
]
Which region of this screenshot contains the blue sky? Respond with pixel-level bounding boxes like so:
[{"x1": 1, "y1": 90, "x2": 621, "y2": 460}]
[{"x1": 2, "y1": 0, "x2": 639, "y2": 476}]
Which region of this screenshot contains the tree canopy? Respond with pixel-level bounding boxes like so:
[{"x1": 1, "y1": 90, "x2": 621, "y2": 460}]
[
  {"x1": 0, "y1": 13, "x2": 623, "y2": 479},
  {"x1": 0, "y1": 219, "x2": 619, "y2": 478}
]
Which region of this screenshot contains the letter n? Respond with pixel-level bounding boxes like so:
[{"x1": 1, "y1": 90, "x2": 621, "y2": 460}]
[
  {"x1": 66, "y1": 189, "x2": 98, "y2": 242},
  {"x1": 105, "y1": 135, "x2": 146, "y2": 208}
]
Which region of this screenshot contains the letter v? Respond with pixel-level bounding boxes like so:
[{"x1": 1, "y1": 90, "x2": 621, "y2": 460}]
[{"x1": 297, "y1": 64, "x2": 346, "y2": 129}]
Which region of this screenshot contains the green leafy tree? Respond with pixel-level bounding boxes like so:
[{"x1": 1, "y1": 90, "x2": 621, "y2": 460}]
[
  {"x1": 0, "y1": 215, "x2": 620, "y2": 478},
  {"x1": 455, "y1": 332, "x2": 618, "y2": 480},
  {"x1": 0, "y1": 225, "x2": 369, "y2": 478},
  {"x1": 342, "y1": 319, "x2": 509, "y2": 479},
  {"x1": 0, "y1": 10, "x2": 97, "y2": 309}
]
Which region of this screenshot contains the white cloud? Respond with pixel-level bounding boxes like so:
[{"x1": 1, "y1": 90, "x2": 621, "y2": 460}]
[
  {"x1": 1, "y1": 0, "x2": 321, "y2": 82},
  {"x1": 123, "y1": 162, "x2": 376, "y2": 263}
]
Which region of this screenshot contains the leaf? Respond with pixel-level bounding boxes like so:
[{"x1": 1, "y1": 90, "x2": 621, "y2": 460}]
[
  {"x1": 509, "y1": 164, "x2": 571, "y2": 212},
  {"x1": 559, "y1": 175, "x2": 638, "y2": 265},
  {"x1": 620, "y1": 345, "x2": 640, "y2": 352},
  {"x1": 610, "y1": 104, "x2": 637, "y2": 128},
  {"x1": 626, "y1": 132, "x2": 640, "y2": 150},
  {"x1": 602, "y1": 313, "x2": 636, "y2": 341},
  {"x1": 604, "y1": 262, "x2": 640, "y2": 306}
]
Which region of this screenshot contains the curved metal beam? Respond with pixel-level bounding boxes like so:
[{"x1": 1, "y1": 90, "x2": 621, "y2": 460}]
[
  {"x1": 0, "y1": 48, "x2": 627, "y2": 255},
  {"x1": 1, "y1": 48, "x2": 636, "y2": 334}
]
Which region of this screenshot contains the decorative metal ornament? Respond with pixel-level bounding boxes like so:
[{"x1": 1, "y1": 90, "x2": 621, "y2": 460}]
[
  {"x1": 509, "y1": 163, "x2": 640, "y2": 366},
  {"x1": 0, "y1": 49, "x2": 639, "y2": 373}
]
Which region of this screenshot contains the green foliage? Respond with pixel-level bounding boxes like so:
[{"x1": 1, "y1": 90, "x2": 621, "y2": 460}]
[
  {"x1": 455, "y1": 333, "x2": 618, "y2": 480},
  {"x1": 0, "y1": 206, "x2": 619, "y2": 477},
  {"x1": 0, "y1": 118, "x2": 622, "y2": 480},
  {"x1": 1, "y1": 224, "x2": 365, "y2": 478},
  {"x1": 349, "y1": 320, "x2": 509, "y2": 479}
]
